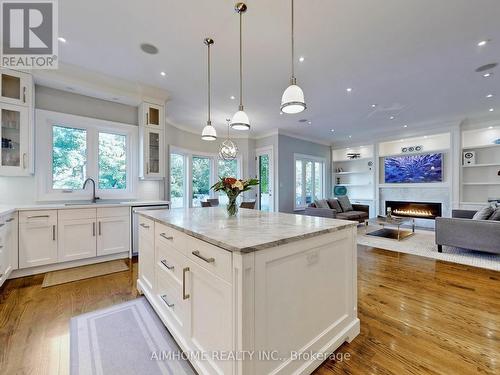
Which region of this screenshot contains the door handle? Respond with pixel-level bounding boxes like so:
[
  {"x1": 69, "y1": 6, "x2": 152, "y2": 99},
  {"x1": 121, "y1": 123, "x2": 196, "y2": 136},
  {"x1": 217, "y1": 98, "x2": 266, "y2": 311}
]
[
  {"x1": 98, "y1": 221, "x2": 102, "y2": 236},
  {"x1": 92, "y1": 222, "x2": 96, "y2": 236},
  {"x1": 27, "y1": 215, "x2": 49, "y2": 219},
  {"x1": 23, "y1": 86, "x2": 26, "y2": 103},
  {"x1": 160, "y1": 259, "x2": 174, "y2": 270},
  {"x1": 159, "y1": 233, "x2": 173, "y2": 241},
  {"x1": 52, "y1": 225, "x2": 56, "y2": 241},
  {"x1": 192, "y1": 250, "x2": 215, "y2": 263},
  {"x1": 22, "y1": 153, "x2": 26, "y2": 169},
  {"x1": 146, "y1": 112, "x2": 149, "y2": 124},
  {"x1": 182, "y1": 267, "x2": 190, "y2": 300},
  {"x1": 160, "y1": 294, "x2": 174, "y2": 308},
  {"x1": 6, "y1": 218, "x2": 14, "y2": 222},
  {"x1": 140, "y1": 223, "x2": 150, "y2": 229}
]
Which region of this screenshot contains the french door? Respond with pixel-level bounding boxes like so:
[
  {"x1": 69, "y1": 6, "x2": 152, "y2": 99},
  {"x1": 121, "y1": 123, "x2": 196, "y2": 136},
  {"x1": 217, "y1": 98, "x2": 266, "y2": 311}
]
[{"x1": 255, "y1": 147, "x2": 274, "y2": 212}]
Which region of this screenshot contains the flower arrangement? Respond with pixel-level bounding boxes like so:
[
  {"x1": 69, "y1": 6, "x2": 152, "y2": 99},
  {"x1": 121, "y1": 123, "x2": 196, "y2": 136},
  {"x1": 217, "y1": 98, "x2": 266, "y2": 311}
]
[{"x1": 211, "y1": 177, "x2": 259, "y2": 216}]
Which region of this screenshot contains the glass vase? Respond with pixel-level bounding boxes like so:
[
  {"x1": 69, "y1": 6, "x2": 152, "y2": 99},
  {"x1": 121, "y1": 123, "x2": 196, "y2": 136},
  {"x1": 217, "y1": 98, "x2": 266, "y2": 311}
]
[{"x1": 227, "y1": 195, "x2": 238, "y2": 217}]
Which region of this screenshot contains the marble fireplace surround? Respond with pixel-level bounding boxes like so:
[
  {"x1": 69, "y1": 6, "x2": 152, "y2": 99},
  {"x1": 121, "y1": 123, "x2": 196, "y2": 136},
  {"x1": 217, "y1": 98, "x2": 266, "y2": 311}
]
[{"x1": 379, "y1": 186, "x2": 451, "y2": 228}]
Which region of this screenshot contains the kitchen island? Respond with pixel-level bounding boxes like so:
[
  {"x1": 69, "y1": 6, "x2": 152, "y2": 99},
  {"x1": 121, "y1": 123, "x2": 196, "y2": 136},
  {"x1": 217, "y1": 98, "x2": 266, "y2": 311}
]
[{"x1": 136, "y1": 207, "x2": 359, "y2": 375}]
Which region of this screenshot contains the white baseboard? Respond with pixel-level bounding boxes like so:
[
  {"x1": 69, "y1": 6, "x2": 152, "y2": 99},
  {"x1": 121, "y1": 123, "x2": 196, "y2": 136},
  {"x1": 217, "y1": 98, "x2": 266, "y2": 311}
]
[{"x1": 9, "y1": 252, "x2": 129, "y2": 278}]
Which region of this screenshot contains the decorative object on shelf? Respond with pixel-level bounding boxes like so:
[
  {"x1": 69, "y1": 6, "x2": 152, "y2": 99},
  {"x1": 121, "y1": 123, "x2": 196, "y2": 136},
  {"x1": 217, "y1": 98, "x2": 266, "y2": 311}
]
[
  {"x1": 211, "y1": 177, "x2": 259, "y2": 216},
  {"x1": 218, "y1": 119, "x2": 239, "y2": 161},
  {"x1": 336, "y1": 177, "x2": 341, "y2": 185},
  {"x1": 280, "y1": 0, "x2": 306, "y2": 114},
  {"x1": 201, "y1": 37, "x2": 217, "y2": 141},
  {"x1": 333, "y1": 185, "x2": 347, "y2": 196},
  {"x1": 401, "y1": 145, "x2": 423, "y2": 153},
  {"x1": 386, "y1": 207, "x2": 392, "y2": 219},
  {"x1": 368, "y1": 160, "x2": 373, "y2": 171},
  {"x1": 494, "y1": 138, "x2": 500, "y2": 145},
  {"x1": 230, "y1": 3, "x2": 251, "y2": 131},
  {"x1": 346, "y1": 153, "x2": 361, "y2": 159},
  {"x1": 463, "y1": 151, "x2": 476, "y2": 165}
]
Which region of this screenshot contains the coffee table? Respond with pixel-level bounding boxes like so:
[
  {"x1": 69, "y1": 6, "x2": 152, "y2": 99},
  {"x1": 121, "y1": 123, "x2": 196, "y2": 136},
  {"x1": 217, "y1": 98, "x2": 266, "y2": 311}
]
[{"x1": 364, "y1": 215, "x2": 415, "y2": 241}]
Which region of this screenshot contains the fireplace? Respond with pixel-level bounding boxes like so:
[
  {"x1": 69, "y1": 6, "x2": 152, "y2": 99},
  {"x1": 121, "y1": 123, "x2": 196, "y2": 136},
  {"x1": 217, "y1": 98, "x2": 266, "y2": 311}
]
[{"x1": 385, "y1": 201, "x2": 442, "y2": 220}]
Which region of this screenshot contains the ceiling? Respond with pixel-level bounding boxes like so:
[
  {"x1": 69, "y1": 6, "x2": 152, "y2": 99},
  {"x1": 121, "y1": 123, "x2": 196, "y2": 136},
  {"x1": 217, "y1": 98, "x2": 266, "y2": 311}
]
[{"x1": 57, "y1": 0, "x2": 500, "y2": 143}]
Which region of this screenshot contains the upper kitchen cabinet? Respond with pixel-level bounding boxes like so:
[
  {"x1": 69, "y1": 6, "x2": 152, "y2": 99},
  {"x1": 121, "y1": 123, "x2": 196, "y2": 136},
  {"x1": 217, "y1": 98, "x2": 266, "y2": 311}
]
[
  {"x1": 140, "y1": 101, "x2": 164, "y2": 129},
  {"x1": 0, "y1": 69, "x2": 32, "y2": 107},
  {"x1": 139, "y1": 99, "x2": 165, "y2": 180},
  {"x1": 0, "y1": 69, "x2": 34, "y2": 176}
]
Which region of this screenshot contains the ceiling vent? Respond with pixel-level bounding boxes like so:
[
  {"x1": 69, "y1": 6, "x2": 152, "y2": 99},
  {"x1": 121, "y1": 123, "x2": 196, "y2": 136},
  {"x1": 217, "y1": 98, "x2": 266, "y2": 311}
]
[
  {"x1": 140, "y1": 43, "x2": 159, "y2": 55},
  {"x1": 475, "y1": 63, "x2": 497, "y2": 72}
]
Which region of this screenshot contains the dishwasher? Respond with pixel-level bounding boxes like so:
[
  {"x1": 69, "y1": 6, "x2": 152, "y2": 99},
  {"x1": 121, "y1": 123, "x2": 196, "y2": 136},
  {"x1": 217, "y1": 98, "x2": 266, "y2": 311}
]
[{"x1": 131, "y1": 204, "x2": 169, "y2": 255}]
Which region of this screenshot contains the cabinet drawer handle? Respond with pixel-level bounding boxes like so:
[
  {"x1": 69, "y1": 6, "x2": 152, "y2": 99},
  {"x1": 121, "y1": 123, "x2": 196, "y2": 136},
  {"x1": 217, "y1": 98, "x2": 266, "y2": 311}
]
[
  {"x1": 23, "y1": 86, "x2": 26, "y2": 103},
  {"x1": 6, "y1": 218, "x2": 14, "y2": 222},
  {"x1": 160, "y1": 294, "x2": 174, "y2": 308},
  {"x1": 160, "y1": 259, "x2": 174, "y2": 270},
  {"x1": 27, "y1": 215, "x2": 49, "y2": 219},
  {"x1": 140, "y1": 223, "x2": 150, "y2": 229},
  {"x1": 52, "y1": 225, "x2": 56, "y2": 241},
  {"x1": 92, "y1": 222, "x2": 96, "y2": 236},
  {"x1": 146, "y1": 112, "x2": 149, "y2": 124},
  {"x1": 192, "y1": 250, "x2": 215, "y2": 263},
  {"x1": 22, "y1": 153, "x2": 26, "y2": 169},
  {"x1": 182, "y1": 267, "x2": 190, "y2": 300},
  {"x1": 0, "y1": 224, "x2": 4, "y2": 227},
  {"x1": 98, "y1": 221, "x2": 102, "y2": 236},
  {"x1": 160, "y1": 233, "x2": 173, "y2": 240}
]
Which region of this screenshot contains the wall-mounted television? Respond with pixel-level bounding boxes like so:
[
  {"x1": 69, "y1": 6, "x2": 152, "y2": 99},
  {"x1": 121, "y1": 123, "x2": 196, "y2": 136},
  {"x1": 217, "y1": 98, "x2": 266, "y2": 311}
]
[{"x1": 384, "y1": 153, "x2": 443, "y2": 183}]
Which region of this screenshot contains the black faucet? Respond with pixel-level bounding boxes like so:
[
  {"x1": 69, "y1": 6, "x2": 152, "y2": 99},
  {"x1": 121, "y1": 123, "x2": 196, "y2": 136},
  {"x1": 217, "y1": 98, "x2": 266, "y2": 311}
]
[{"x1": 82, "y1": 178, "x2": 100, "y2": 203}]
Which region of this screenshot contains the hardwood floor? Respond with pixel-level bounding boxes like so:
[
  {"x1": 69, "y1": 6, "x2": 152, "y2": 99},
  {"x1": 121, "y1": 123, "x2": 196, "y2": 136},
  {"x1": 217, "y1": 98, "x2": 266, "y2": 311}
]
[{"x1": 0, "y1": 247, "x2": 498, "y2": 375}]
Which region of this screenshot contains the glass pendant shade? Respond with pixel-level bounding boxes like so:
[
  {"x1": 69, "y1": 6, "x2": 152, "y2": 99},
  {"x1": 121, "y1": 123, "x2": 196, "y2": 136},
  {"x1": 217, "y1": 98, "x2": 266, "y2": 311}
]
[
  {"x1": 230, "y1": 109, "x2": 250, "y2": 131},
  {"x1": 281, "y1": 83, "x2": 306, "y2": 114},
  {"x1": 219, "y1": 139, "x2": 239, "y2": 161},
  {"x1": 201, "y1": 122, "x2": 217, "y2": 141}
]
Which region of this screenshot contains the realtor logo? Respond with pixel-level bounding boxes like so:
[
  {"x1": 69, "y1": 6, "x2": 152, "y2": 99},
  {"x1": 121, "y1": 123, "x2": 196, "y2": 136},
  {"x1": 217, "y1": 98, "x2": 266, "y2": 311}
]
[{"x1": 1, "y1": 0, "x2": 58, "y2": 69}]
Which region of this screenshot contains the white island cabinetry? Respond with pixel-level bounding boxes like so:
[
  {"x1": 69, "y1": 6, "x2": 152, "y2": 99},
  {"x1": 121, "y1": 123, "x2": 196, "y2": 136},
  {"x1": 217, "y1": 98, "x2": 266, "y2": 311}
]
[{"x1": 137, "y1": 208, "x2": 359, "y2": 375}]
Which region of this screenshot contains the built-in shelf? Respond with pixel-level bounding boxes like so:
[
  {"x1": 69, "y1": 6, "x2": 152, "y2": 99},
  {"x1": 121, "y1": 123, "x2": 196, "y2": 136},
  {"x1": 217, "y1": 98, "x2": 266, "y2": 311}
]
[
  {"x1": 462, "y1": 163, "x2": 500, "y2": 168},
  {"x1": 460, "y1": 201, "x2": 493, "y2": 206},
  {"x1": 335, "y1": 183, "x2": 372, "y2": 187},
  {"x1": 462, "y1": 182, "x2": 500, "y2": 186},
  {"x1": 463, "y1": 143, "x2": 500, "y2": 150},
  {"x1": 334, "y1": 156, "x2": 373, "y2": 162},
  {"x1": 335, "y1": 171, "x2": 373, "y2": 175}
]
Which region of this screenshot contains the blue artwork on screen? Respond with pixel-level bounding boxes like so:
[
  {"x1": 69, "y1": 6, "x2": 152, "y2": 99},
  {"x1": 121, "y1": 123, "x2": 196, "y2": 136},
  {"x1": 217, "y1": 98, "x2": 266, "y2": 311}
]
[{"x1": 384, "y1": 153, "x2": 443, "y2": 183}]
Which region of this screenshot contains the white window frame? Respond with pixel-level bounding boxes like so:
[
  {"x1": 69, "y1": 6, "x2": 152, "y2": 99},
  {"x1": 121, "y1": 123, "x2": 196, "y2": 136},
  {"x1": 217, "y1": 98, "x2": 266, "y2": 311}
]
[
  {"x1": 36, "y1": 109, "x2": 138, "y2": 201},
  {"x1": 169, "y1": 146, "x2": 242, "y2": 208},
  {"x1": 294, "y1": 153, "x2": 326, "y2": 210}
]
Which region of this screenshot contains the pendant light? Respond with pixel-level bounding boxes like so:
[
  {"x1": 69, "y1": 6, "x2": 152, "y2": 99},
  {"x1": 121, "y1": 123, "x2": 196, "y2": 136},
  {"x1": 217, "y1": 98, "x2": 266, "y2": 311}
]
[
  {"x1": 231, "y1": 2, "x2": 250, "y2": 131},
  {"x1": 202, "y1": 37, "x2": 217, "y2": 141},
  {"x1": 219, "y1": 118, "x2": 239, "y2": 161},
  {"x1": 281, "y1": 0, "x2": 306, "y2": 114}
]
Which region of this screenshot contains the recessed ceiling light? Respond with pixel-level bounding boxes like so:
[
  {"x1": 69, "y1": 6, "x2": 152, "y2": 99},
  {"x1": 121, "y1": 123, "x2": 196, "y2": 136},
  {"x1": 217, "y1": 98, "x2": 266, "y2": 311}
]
[
  {"x1": 58, "y1": 37, "x2": 67, "y2": 43},
  {"x1": 330, "y1": 129, "x2": 335, "y2": 132},
  {"x1": 308, "y1": 121, "x2": 312, "y2": 125},
  {"x1": 477, "y1": 40, "x2": 489, "y2": 47},
  {"x1": 424, "y1": 136, "x2": 428, "y2": 139},
  {"x1": 299, "y1": 56, "x2": 305, "y2": 62},
  {"x1": 483, "y1": 72, "x2": 493, "y2": 78},
  {"x1": 371, "y1": 104, "x2": 377, "y2": 108},
  {"x1": 140, "y1": 43, "x2": 159, "y2": 55},
  {"x1": 348, "y1": 135, "x2": 352, "y2": 138},
  {"x1": 403, "y1": 124, "x2": 408, "y2": 128},
  {"x1": 389, "y1": 116, "x2": 395, "y2": 120},
  {"x1": 160, "y1": 71, "x2": 166, "y2": 76},
  {"x1": 279, "y1": 111, "x2": 283, "y2": 115},
  {"x1": 400, "y1": 139, "x2": 405, "y2": 142},
  {"x1": 486, "y1": 94, "x2": 494, "y2": 98},
  {"x1": 346, "y1": 88, "x2": 352, "y2": 92},
  {"x1": 489, "y1": 108, "x2": 494, "y2": 112},
  {"x1": 230, "y1": 95, "x2": 236, "y2": 100},
  {"x1": 488, "y1": 126, "x2": 494, "y2": 129}
]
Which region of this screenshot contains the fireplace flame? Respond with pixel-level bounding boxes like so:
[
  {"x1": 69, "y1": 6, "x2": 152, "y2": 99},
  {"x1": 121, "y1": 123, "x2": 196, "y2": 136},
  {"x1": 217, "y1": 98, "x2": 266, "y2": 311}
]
[{"x1": 393, "y1": 208, "x2": 433, "y2": 218}]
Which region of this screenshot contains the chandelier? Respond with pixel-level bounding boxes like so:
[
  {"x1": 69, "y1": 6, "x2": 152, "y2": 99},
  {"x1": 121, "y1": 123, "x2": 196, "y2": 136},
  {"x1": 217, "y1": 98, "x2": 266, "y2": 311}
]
[{"x1": 219, "y1": 119, "x2": 239, "y2": 161}]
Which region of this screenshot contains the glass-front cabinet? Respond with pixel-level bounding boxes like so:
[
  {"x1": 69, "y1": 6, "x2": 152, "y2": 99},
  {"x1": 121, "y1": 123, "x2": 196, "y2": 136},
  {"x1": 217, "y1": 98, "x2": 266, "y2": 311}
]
[
  {"x1": 140, "y1": 102, "x2": 164, "y2": 129},
  {"x1": 140, "y1": 128, "x2": 164, "y2": 179},
  {"x1": 0, "y1": 69, "x2": 32, "y2": 107},
  {"x1": 0, "y1": 103, "x2": 30, "y2": 175}
]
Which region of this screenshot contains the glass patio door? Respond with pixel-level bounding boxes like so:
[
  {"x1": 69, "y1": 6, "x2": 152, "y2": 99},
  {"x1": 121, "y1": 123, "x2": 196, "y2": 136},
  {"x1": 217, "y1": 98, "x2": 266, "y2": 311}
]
[{"x1": 256, "y1": 147, "x2": 274, "y2": 212}]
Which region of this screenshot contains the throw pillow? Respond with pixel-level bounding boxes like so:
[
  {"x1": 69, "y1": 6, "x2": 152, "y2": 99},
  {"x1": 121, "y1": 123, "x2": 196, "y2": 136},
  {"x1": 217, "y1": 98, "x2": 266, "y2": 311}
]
[
  {"x1": 337, "y1": 195, "x2": 353, "y2": 212},
  {"x1": 488, "y1": 207, "x2": 500, "y2": 221},
  {"x1": 327, "y1": 199, "x2": 343, "y2": 212},
  {"x1": 314, "y1": 199, "x2": 330, "y2": 209},
  {"x1": 472, "y1": 206, "x2": 494, "y2": 220}
]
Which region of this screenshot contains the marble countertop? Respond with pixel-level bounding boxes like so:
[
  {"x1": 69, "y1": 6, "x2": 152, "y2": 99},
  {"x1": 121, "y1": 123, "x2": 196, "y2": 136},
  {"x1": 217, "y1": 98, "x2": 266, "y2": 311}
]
[
  {"x1": 0, "y1": 200, "x2": 170, "y2": 217},
  {"x1": 136, "y1": 207, "x2": 356, "y2": 253}
]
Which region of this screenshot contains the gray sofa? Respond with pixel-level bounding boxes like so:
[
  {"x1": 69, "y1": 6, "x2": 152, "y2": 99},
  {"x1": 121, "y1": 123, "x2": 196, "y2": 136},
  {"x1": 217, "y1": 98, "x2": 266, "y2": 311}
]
[
  {"x1": 305, "y1": 199, "x2": 369, "y2": 223},
  {"x1": 435, "y1": 209, "x2": 500, "y2": 255}
]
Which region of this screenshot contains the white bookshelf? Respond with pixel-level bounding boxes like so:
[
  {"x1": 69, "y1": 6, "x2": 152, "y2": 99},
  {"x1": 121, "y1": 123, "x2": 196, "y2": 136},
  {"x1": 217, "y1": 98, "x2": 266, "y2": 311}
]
[
  {"x1": 460, "y1": 126, "x2": 500, "y2": 206},
  {"x1": 332, "y1": 145, "x2": 375, "y2": 216}
]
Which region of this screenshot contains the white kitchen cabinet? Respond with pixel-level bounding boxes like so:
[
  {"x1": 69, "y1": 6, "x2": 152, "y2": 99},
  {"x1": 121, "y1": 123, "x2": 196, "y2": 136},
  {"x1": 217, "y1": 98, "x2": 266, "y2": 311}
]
[
  {"x1": 138, "y1": 216, "x2": 155, "y2": 291},
  {"x1": 186, "y1": 259, "x2": 233, "y2": 375},
  {"x1": 19, "y1": 211, "x2": 58, "y2": 268},
  {"x1": 97, "y1": 207, "x2": 130, "y2": 256},
  {"x1": 0, "y1": 216, "x2": 11, "y2": 287},
  {"x1": 140, "y1": 102, "x2": 164, "y2": 129},
  {"x1": 139, "y1": 128, "x2": 164, "y2": 179},
  {"x1": 58, "y1": 209, "x2": 97, "y2": 262},
  {"x1": 0, "y1": 69, "x2": 32, "y2": 107},
  {"x1": 5, "y1": 213, "x2": 18, "y2": 271}
]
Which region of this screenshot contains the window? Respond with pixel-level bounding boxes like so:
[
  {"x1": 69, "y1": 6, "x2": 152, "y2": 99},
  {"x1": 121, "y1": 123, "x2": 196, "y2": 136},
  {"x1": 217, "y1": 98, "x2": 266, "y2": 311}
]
[
  {"x1": 37, "y1": 110, "x2": 136, "y2": 201},
  {"x1": 170, "y1": 153, "x2": 185, "y2": 208},
  {"x1": 294, "y1": 154, "x2": 326, "y2": 210},
  {"x1": 52, "y1": 126, "x2": 87, "y2": 189},
  {"x1": 192, "y1": 156, "x2": 211, "y2": 207}
]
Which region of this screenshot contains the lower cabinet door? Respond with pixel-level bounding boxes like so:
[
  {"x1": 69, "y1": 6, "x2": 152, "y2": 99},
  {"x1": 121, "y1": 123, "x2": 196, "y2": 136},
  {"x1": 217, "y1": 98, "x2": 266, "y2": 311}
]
[
  {"x1": 58, "y1": 218, "x2": 97, "y2": 262},
  {"x1": 186, "y1": 259, "x2": 233, "y2": 375},
  {"x1": 97, "y1": 215, "x2": 130, "y2": 256},
  {"x1": 19, "y1": 213, "x2": 58, "y2": 268},
  {"x1": 139, "y1": 230, "x2": 155, "y2": 291}
]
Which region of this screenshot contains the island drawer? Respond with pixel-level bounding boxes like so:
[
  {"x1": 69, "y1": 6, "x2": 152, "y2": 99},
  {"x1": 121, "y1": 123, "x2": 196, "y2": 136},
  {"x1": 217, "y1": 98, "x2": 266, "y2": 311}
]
[
  {"x1": 156, "y1": 267, "x2": 188, "y2": 332},
  {"x1": 186, "y1": 236, "x2": 232, "y2": 282},
  {"x1": 138, "y1": 216, "x2": 154, "y2": 241},
  {"x1": 155, "y1": 223, "x2": 187, "y2": 255},
  {"x1": 156, "y1": 240, "x2": 185, "y2": 285}
]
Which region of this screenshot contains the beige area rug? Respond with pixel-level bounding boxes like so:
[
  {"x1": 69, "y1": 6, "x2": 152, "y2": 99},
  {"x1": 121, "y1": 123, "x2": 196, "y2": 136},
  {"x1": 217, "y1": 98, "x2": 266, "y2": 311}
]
[
  {"x1": 42, "y1": 260, "x2": 129, "y2": 288},
  {"x1": 357, "y1": 225, "x2": 500, "y2": 271}
]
